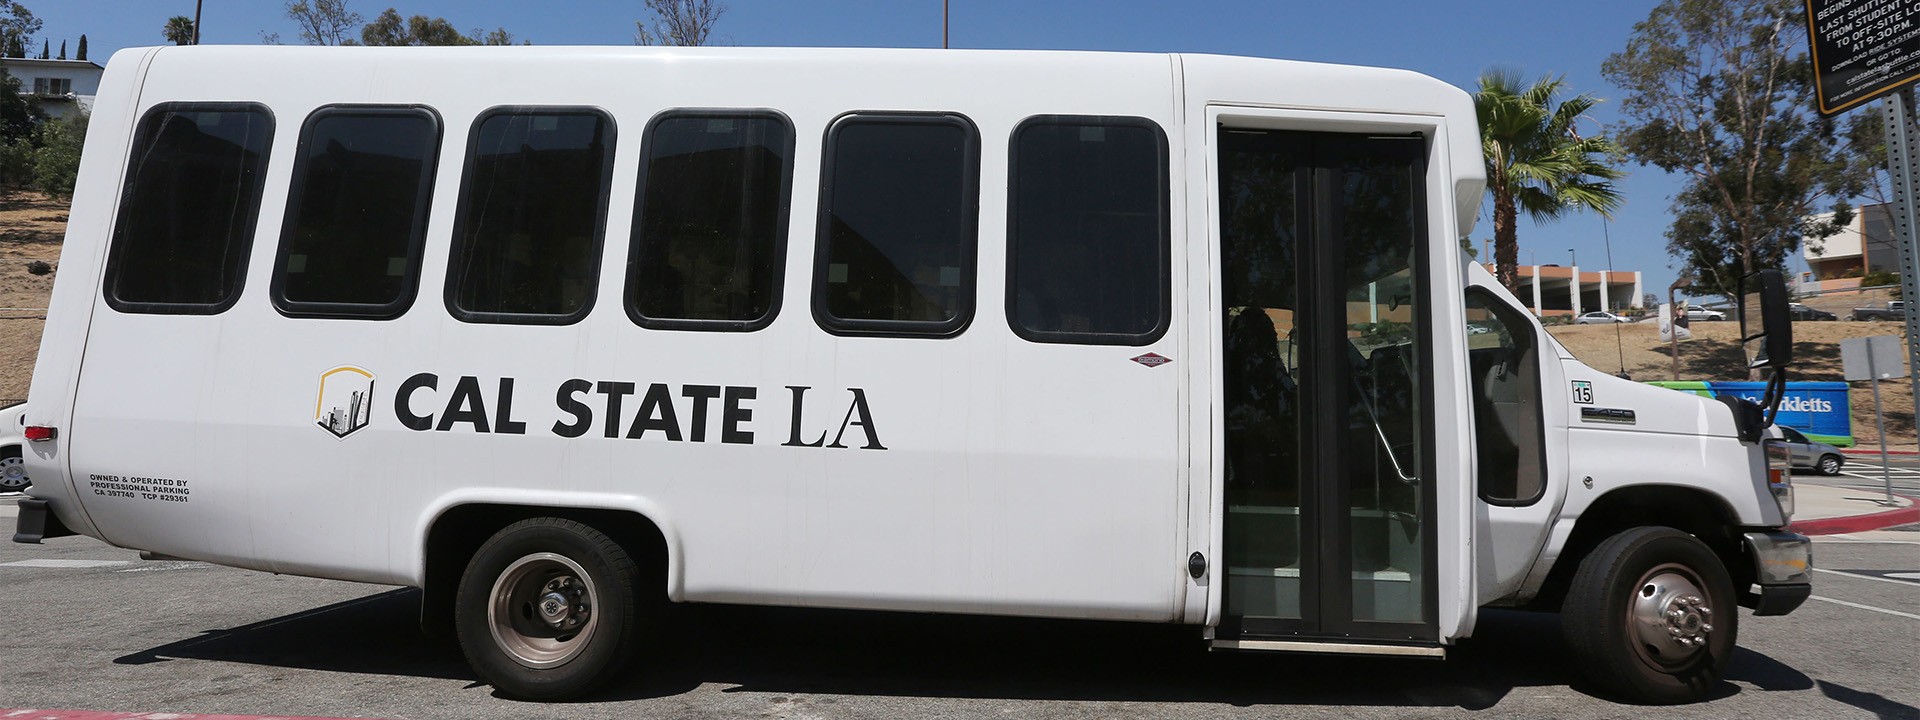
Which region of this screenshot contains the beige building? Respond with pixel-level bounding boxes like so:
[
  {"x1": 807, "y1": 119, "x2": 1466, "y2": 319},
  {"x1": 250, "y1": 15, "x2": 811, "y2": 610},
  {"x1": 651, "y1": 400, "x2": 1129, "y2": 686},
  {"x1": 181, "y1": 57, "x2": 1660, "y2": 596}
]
[
  {"x1": 1483, "y1": 263, "x2": 1643, "y2": 318},
  {"x1": 1801, "y1": 203, "x2": 1899, "y2": 288}
]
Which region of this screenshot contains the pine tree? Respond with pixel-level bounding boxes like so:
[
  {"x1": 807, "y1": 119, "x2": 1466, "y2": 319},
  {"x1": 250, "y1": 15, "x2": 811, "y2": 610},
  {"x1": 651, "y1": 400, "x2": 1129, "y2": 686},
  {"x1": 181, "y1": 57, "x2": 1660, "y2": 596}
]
[{"x1": 75, "y1": 34, "x2": 85, "y2": 61}]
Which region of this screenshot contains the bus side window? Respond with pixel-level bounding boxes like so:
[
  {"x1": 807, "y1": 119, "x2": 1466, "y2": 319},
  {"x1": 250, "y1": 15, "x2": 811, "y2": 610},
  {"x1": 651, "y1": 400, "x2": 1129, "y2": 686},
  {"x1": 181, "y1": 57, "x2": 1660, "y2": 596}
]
[
  {"x1": 813, "y1": 112, "x2": 979, "y2": 337},
  {"x1": 627, "y1": 111, "x2": 795, "y2": 331},
  {"x1": 104, "y1": 103, "x2": 275, "y2": 314},
  {"x1": 446, "y1": 107, "x2": 616, "y2": 325},
  {"x1": 1006, "y1": 116, "x2": 1170, "y2": 345},
  {"x1": 272, "y1": 105, "x2": 441, "y2": 319},
  {"x1": 1464, "y1": 289, "x2": 1546, "y2": 505}
]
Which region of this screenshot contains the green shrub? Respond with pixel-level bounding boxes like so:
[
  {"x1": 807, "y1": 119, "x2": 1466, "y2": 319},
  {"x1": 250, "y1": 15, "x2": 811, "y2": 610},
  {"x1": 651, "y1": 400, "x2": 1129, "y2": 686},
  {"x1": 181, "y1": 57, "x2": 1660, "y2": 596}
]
[
  {"x1": 30, "y1": 112, "x2": 83, "y2": 197},
  {"x1": 0, "y1": 135, "x2": 30, "y2": 187}
]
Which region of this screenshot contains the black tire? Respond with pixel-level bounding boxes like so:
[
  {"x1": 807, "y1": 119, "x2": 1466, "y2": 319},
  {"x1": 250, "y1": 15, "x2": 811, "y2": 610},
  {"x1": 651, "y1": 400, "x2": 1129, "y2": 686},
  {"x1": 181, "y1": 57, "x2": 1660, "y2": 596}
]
[
  {"x1": 1818, "y1": 454, "x2": 1843, "y2": 476},
  {"x1": 454, "y1": 518, "x2": 647, "y2": 700},
  {"x1": 1562, "y1": 526, "x2": 1737, "y2": 704},
  {"x1": 0, "y1": 447, "x2": 27, "y2": 492}
]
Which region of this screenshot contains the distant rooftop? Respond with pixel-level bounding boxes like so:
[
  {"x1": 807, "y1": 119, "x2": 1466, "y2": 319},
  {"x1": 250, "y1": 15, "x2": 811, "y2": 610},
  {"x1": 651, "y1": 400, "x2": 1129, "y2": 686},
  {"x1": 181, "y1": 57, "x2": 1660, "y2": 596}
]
[{"x1": 0, "y1": 58, "x2": 105, "y2": 71}]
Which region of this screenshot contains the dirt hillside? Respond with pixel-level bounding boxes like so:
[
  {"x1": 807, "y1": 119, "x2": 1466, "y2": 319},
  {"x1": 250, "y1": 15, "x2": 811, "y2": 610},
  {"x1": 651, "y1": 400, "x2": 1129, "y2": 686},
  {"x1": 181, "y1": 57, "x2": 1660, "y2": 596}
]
[
  {"x1": 1547, "y1": 320, "x2": 1915, "y2": 448},
  {"x1": 0, "y1": 191, "x2": 63, "y2": 404}
]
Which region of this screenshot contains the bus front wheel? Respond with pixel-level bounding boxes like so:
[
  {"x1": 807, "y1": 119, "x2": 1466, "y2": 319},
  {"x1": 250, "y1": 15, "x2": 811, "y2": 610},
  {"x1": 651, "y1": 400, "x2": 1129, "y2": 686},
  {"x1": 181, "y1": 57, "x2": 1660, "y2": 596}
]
[
  {"x1": 454, "y1": 517, "x2": 645, "y2": 699},
  {"x1": 1562, "y1": 526, "x2": 1737, "y2": 704}
]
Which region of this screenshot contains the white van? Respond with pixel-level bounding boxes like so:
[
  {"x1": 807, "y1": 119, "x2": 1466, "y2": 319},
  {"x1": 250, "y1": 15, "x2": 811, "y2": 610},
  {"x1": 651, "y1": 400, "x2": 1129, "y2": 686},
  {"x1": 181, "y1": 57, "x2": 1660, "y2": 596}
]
[{"x1": 13, "y1": 45, "x2": 1811, "y2": 703}]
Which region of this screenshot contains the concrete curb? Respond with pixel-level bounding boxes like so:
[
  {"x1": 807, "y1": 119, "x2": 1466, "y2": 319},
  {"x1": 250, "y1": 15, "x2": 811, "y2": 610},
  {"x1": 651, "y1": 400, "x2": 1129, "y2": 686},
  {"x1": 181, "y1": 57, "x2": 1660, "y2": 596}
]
[{"x1": 1789, "y1": 494, "x2": 1920, "y2": 535}]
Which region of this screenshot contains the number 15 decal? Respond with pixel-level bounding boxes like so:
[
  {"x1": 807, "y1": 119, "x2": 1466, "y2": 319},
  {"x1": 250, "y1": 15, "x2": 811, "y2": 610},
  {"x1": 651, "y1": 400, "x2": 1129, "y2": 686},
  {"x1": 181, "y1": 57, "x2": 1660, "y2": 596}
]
[{"x1": 1571, "y1": 380, "x2": 1594, "y2": 404}]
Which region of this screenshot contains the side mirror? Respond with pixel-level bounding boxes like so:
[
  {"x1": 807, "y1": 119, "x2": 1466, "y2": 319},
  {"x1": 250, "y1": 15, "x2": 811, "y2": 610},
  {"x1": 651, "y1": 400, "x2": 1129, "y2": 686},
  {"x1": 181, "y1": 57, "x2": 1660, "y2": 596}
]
[{"x1": 1740, "y1": 270, "x2": 1792, "y2": 370}]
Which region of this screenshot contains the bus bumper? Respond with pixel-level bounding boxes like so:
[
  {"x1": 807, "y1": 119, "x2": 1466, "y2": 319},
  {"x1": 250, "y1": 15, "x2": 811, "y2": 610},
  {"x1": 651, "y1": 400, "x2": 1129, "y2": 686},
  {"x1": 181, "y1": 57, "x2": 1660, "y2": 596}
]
[
  {"x1": 11, "y1": 498, "x2": 75, "y2": 544},
  {"x1": 1739, "y1": 530, "x2": 1812, "y2": 616}
]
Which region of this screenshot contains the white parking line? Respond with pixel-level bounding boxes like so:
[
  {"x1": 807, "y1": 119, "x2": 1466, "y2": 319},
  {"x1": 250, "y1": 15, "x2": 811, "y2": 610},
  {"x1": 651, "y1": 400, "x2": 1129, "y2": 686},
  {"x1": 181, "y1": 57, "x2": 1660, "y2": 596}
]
[
  {"x1": 0, "y1": 559, "x2": 129, "y2": 568},
  {"x1": 1813, "y1": 567, "x2": 1920, "y2": 587},
  {"x1": 1809, "y1": 594, "x2": 1920, "y2": 621}
]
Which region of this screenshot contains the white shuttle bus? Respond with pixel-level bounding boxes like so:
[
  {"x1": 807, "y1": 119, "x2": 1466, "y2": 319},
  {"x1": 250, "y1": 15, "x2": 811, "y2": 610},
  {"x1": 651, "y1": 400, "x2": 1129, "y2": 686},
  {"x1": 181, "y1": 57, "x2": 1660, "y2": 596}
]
[{"x1": 13, "y1": 46, "x2": 1813, "y2": 703}]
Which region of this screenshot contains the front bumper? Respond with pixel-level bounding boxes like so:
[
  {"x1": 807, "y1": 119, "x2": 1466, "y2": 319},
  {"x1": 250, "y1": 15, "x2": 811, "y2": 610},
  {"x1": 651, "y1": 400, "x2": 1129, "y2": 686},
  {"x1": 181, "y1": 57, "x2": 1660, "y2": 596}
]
[{"x1": 1738, "y1": 530, "x2": 1812, "y2": 616}]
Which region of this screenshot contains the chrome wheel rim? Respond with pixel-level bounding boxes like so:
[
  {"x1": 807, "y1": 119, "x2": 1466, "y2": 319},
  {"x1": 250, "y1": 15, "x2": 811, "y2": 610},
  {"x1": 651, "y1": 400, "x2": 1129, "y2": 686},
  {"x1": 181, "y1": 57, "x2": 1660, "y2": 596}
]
[
  {"x1": 0, "y1": 456, "x2": 27, "y2": 490},
  {"x1": 1820, "y1": 457, "x2": 1840, "y2": 475},
  {"x1": 488, "y1": 552, "x2": 598, "y2": 669},
  {"x1": 1628, "y1": 562, "x2": 1714, "y2": 671}
]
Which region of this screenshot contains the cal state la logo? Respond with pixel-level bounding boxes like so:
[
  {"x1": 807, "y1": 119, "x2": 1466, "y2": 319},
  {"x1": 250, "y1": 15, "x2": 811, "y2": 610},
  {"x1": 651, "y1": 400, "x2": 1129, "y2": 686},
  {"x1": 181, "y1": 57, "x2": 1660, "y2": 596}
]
[{"x1": 315, "y1": 365, "x2": 376, "y2": 439}]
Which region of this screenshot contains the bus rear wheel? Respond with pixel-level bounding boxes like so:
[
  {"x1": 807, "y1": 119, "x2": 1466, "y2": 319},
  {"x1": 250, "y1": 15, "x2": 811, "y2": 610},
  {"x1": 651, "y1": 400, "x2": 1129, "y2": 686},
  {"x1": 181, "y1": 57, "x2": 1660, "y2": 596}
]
[
  {"x1": 1562, "y1": 526, "x2": 1736, "y2": 704},
  {"x1": 455, "y1": 518, "x2": 643, "y2": 699}
]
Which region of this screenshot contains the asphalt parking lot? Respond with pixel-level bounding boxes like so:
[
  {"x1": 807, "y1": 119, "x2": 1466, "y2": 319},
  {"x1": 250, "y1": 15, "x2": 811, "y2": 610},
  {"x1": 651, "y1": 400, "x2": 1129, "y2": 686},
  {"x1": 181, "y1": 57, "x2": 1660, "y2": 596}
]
[{"x1": 1, "y1": 496, "x2": 1915, "y2": 720}]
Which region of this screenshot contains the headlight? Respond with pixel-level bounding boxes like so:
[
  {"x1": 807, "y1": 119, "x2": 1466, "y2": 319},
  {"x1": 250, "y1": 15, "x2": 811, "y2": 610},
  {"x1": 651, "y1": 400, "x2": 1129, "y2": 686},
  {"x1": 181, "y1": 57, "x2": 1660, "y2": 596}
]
[{"x1": 1765, "y1": 439, "x2": 1794, "y2": 522}]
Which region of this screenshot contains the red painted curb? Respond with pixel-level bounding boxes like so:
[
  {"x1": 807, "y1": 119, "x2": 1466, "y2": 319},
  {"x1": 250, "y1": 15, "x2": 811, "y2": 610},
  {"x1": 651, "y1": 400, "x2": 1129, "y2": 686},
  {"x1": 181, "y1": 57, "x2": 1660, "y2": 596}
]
[
  {"x1": 0, "y1": 711, "x2": 381, "y2": 720},
  {"x1": 1788, "y1": 496, "x2": 1920, "y2": 535}
]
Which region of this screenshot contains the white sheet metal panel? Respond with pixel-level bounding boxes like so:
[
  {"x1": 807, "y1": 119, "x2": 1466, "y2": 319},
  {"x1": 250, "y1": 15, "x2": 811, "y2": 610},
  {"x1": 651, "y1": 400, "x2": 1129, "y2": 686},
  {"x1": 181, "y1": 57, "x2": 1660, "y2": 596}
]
[{"x1": 61, "y1": 46, "x2": 1185, "y2": 621}]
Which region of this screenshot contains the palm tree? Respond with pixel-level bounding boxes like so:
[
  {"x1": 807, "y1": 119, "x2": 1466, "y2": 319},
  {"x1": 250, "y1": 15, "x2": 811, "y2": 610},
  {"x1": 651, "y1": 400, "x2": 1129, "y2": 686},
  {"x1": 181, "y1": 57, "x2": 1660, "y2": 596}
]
[
  {"x1": 1474, "y1": 69, "x2": 1624, "y2": 293},
  {"x1": 163, "y1": 16, "x2": 196, "y2": 45}
]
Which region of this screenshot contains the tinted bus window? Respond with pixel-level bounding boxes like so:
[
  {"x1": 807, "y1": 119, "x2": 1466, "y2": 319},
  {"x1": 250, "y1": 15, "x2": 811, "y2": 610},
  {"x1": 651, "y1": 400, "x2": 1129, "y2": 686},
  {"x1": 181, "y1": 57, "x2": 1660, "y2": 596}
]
[
  {"x1": 1007, "y1": 116, "x2": 1169, "y2": 345},
  {"x1": 105, "y1": 104, "x2": 274, "y2": 313},
  {"x1": 814, "y1": 113, "x2": 978, "y2": 336},
  {"x1": 446, "y1": 108, "x2": 614, "y2": 324},
  {"x1": 274, "y1": 106, "x2": 440, "y2": 318},
  {"x1": 629, "y1": 111, "x2": 794, "y2": 331}
]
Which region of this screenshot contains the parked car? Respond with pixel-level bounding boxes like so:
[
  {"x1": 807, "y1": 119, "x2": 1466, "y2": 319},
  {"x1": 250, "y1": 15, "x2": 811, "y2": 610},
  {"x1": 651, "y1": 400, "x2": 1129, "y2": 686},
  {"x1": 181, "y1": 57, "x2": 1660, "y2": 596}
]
[
  {"x1": 1788, "y1": 303, "x2": 1836, "y2": 321},
  {"x1": 1575, "y1": 311, "x2": 1628, "y2": 324},
  {"x1": 0, "y1": 400, "x2": 26, "y2": 493},
  {"x1": 1685, "y1": 307, "x2": 1726, "y2": 321},
  {"x1": 1851, "y1": 301, "x2": 1906, "y2": 322},
  {"x1": 1770, "y1": 426, "x2": 1845, "y2": 476}
]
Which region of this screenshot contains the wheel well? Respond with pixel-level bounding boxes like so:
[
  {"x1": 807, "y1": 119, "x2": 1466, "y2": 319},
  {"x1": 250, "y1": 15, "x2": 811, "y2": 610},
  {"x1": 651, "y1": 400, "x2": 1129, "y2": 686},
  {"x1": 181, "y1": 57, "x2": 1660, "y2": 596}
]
[
  {"x1": 419, "y1": 503, "x2": 669, "y2": 638},
  {"x1": 1533, "y1": 485, "x2": 1747, "y2": 611}
]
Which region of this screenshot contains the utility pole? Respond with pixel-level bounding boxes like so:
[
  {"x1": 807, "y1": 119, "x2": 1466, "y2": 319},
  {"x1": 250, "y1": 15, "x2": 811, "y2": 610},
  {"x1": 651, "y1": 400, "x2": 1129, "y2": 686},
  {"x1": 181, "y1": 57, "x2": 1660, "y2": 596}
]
[
  {"x1": 942, "y1": 0, "x2": 949, "y2": 49},
  {"x1": 192, "y1": 0, "x2": 203, "y2": 45}
]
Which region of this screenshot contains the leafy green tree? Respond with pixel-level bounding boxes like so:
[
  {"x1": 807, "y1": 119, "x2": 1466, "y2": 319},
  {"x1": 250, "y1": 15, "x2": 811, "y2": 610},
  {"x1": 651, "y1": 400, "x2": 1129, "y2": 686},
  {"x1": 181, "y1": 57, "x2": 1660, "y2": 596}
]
[
  {"x1": 0, "y1": 66, "x2": 40, "y2": 140},
  {"x1": 1473, "y1": 69, "x2": 1623, "y2": 292},
  {"x1": 286, "y1": 0, "x2": 362, "y2": 45},
  {"x1": 1603, "y1": 0, "x2": 1870, "y2": 300},
  {"x1": 0, "y1": 1, "x2": 37, "y2": 59},
  {"x1": 634, "y1": 0, "x2": 724, "y2": 46},
  {"x1": 0, "y1": 67, "x2": 42, "y2": 186},
  {"x1": 163, "y1": 15, "x2": 196, "y2": 45},
  {"x1": 479, "y1": 28, "x2": 522, "y2": 45},
  {"x1": 30, "y1": 110, "x2": 81, "y2": 196},
  {"x1": 361, "y1": 9, "x2": 497, "y2": 46}
]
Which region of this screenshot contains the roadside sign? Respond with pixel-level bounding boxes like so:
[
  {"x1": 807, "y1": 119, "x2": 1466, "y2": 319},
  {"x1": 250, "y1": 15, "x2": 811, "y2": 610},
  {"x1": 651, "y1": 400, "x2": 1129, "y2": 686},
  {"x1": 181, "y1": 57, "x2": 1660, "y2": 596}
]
[
  {"x1": 1841, "y1": 335, "x2": 1904, "y2": 381},
  {"x1": 1657, "y1": 303, "x2": 1692, "y2": 343},
  {"x1": 1805, "y1": 0, "x2": 1920, "y2": 115}
]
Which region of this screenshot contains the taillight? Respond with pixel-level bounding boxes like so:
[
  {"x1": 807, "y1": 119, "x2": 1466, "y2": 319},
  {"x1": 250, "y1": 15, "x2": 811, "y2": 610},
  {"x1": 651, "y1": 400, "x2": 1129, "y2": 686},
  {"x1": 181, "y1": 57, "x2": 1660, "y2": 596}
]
[{"x1": 23, "y1": 425, "x2": 55, "y2": 442}]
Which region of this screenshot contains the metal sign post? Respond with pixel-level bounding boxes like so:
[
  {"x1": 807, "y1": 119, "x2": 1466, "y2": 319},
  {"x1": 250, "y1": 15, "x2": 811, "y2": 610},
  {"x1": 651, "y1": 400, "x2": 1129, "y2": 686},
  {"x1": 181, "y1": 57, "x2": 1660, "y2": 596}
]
[{"x1": 1881, "y1": 89, "x2": 1920, "y2": 399}]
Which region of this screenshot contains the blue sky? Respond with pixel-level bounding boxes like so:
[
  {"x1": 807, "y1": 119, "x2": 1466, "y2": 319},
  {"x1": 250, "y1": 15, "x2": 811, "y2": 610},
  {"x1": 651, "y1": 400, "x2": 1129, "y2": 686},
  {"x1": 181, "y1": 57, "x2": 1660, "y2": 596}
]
[{"x1": 36, "y1": 0, "x2": 1818, "y2": 299}]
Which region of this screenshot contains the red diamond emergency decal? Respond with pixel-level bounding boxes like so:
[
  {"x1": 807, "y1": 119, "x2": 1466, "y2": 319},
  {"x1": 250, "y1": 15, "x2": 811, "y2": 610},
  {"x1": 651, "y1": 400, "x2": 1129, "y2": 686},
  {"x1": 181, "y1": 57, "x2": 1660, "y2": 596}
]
[{"x1": 1130, "y1": 353, "x2": 1172, "y2": 368}]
